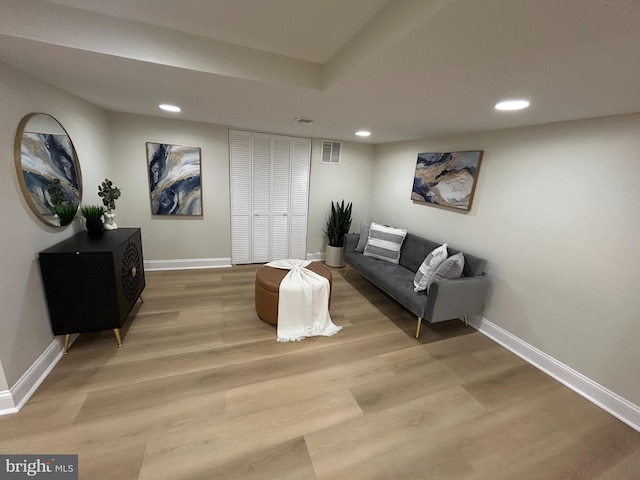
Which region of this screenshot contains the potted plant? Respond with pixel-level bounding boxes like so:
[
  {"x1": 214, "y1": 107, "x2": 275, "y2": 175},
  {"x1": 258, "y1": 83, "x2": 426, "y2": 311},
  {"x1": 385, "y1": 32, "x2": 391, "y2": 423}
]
[
  {"x1": 324, "y1": 200, "x2": 352, "y2": 267},
  {"x1": 98, "y1": 178, "x2": 121, "y2": 230},
  {"x1": 53, "y1": 204, "x2": 78, "y2": 226},
  {"x1": 81, "y1": 205, "x2": 105, "y2": 235}
]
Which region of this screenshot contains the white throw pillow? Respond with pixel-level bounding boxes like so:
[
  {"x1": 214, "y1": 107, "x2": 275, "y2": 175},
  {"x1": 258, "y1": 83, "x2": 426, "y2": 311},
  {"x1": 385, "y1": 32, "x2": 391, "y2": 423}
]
[
  {"x1": 413, "y1": 243, "x2": 448, "y2": 292},
  {"x1": 427, "y1": 252, "x2": 465, "y2": 292},
  {"x1": 363, "y1": 222, "x2": 407, "y2": 264}
]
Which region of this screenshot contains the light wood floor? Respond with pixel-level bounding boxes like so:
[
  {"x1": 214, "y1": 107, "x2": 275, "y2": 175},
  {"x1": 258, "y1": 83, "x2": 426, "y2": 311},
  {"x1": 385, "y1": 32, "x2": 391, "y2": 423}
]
[{"x1": 2, "y1": 264, "x2": 639, "y2": 479}]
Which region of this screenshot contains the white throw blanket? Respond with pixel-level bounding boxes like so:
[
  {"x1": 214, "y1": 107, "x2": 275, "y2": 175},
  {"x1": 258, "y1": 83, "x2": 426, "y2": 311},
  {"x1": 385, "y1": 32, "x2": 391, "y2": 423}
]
[{"x1": 264, "y1": 259, "x2": 342, "y2": 342}]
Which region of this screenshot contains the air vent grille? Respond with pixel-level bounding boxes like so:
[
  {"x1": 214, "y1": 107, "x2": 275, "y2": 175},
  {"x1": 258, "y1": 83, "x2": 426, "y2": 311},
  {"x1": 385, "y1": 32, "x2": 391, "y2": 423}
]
[
  {"x1": 321, "y1": 140, "x2": 341, "y2": 164},
  {"x1": 294, "y1": 117, "x2": 314, "y2": 125}
]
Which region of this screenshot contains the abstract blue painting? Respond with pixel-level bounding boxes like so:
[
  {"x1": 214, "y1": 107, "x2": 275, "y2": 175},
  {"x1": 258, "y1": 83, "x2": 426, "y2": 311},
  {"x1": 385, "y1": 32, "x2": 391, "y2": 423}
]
[
  {"x1": 21, "y1": 133, "x2": 80, "y2": 215},
  {"x1": 412, "y1": 151, "x2": 483, "y2": 211},
  {"x1": 146, "y1": 142, "x2": 202, "y2": 215}
]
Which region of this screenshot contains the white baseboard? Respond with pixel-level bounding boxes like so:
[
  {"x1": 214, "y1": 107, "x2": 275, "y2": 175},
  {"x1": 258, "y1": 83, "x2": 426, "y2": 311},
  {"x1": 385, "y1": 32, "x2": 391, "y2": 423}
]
[
  {"x1": 469, "y1": 316, "x2": 640, "y2": 433},
  {"x1": 0, "y1": 390, "x2": 16, "y2": 415},
  {"x1": 146, "y1": 255, "x2": 326, "y2": 270},
  {"x1": 144, "y1": 257, "x2": 232, "y2": 271},
  {"x1": 0, "y1": 335, "x2": 74, "y2": 416}
]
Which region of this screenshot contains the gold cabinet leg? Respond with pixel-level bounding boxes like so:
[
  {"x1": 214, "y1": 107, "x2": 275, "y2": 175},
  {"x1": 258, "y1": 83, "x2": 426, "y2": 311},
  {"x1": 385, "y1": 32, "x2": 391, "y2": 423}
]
[
  {"x1": 343, "y1": 265, "x2": 351, "y2": 277},
  {"x1": 113, "y1": 328, "x2": 123, "y2": 347},
  {"x1": 63, "y1": 334, "x2": 71, "y2": 355},
  {"x1": 415, "y1": 317, "x2": 423, "y2": 339},
  {"x1": 139, "y1": 295, "x2": 144, "y2": 303},
  {"x1": 463, "y1": 316, "x2": 468, "y2": 327}
]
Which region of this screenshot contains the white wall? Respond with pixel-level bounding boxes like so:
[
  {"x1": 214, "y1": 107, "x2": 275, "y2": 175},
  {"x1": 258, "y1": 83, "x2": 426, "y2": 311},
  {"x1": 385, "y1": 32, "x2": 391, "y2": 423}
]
[
  {"x1": 0, "y1": 62, "x2": 111, "y2": 386},
  {"x1": 109, "y1": 113, "x2": 232, "y2": 261},
  {"x1": 370, "y1": 113, "x2": 640, "y2": 406},
  {"x1": 109, "y1": 115, "x2": 375, "y2": 262},
  {"x1": 307, "y1": 139, "x2": 375, "y2": 254}
]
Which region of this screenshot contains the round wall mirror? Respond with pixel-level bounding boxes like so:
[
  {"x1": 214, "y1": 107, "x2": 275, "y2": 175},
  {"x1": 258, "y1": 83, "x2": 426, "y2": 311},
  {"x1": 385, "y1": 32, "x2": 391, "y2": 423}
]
[{"x1": 14, "y1": 113, "x2": 82, "y2": 227}]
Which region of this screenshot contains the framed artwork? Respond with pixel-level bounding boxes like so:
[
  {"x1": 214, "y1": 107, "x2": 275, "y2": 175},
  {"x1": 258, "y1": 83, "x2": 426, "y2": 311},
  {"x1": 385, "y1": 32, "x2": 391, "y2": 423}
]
[
  {"x1": 15, "y1": 112, "x2": 82, "y2": 228},
  {"x1": 20, "y1": 132, "x2": 80, "y2": 215},
  {"x1": 411, "y1": 150, "x2": 483, "y2": 211},
  {"x1": 146, "y1": 142, "x2": 202, "y2": 215}
]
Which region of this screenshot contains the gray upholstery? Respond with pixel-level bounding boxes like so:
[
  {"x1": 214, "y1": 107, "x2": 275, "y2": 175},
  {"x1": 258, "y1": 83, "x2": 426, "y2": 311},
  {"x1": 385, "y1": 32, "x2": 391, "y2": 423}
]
[
  {"x1": 398, "y1": 232, "x2": 486, "y2": 278},
  {"x1": 344, "y1": 233, "x2": 489, "y2": 328},
  {"x1": 354, "y1": 223, "x2": 369, "y2": 252}
]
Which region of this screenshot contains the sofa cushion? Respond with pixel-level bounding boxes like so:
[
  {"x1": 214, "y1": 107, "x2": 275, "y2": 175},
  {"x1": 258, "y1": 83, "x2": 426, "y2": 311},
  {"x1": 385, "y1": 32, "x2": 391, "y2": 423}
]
[
  {"x1": 413, "y1": 243, "x2": 448, "y2": 292},
  {"x1": 363, "y1": 222, "x2": 407, "y2": 264},
  {"x1": 427, "y1": 252, "x2": 465, "y2": 291},
  {"x1": 446, "y1": 246, "x2": 486, "y2": 277},
  {"x1": 399, "y1": 233, "x2": 440, "y2": 273},
  {"x1": 354, "y1": 223, "x2": 370, "y2": 252},
  {"x1": 344, "y1": 251, "x2": 428, "y2": 318}
]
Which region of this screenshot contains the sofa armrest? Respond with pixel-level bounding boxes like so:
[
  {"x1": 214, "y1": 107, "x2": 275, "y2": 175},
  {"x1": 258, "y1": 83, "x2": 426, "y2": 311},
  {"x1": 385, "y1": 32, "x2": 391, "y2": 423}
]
[
  {"x1": 425, "y1": 276, "x2": 490, "y2": 322},
  {"x1": 345, "y1": 233, "x2": 359, "y2": 253}
]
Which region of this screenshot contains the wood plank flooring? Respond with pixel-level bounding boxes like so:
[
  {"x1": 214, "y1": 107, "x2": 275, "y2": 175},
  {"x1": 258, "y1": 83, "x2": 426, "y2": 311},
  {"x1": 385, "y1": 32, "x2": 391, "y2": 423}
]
[{"x1": 1, "y1": 264, "x2": 638, "y2": 479}]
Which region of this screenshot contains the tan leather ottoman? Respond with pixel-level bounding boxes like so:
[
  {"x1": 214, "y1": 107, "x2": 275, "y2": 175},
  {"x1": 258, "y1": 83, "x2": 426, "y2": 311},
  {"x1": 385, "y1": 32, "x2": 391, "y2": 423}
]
[{"x1": 255, "y1": 262, "x2": 333, "y2": 325}]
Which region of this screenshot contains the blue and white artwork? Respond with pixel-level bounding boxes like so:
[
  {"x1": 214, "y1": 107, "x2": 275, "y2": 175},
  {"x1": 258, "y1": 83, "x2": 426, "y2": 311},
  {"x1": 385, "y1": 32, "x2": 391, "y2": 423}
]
[
  {"x1": 412, "y1": 151, "x2": 483, "y2": 211},
  {"x1": 21, "y1": 132, "x2": 80, "y2": 215},
  {"x1": 146, "y1": 142, "x2": 202, "y2": 215}
]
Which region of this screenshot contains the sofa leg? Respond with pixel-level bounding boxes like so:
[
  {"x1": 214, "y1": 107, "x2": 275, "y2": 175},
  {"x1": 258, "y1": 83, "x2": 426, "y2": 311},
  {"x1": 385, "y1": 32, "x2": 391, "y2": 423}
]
[
  {"x1": 462, "y1": 316, "x2": 468, "y2": 327},
  {"x1": 343, "y1": 264, "x2": 351, "y2": 277},
  {"x1": 415, "y1": 317, "x2": 422, "y2": 339}
]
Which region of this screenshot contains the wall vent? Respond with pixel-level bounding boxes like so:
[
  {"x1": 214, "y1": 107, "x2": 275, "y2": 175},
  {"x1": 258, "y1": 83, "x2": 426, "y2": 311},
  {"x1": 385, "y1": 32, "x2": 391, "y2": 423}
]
[
  {"x1": 294, "y1": 117, "x2": 314, "y2": 125},
  {"x1": 321, "y1": 140, "x2": 341, "y2": 164}
]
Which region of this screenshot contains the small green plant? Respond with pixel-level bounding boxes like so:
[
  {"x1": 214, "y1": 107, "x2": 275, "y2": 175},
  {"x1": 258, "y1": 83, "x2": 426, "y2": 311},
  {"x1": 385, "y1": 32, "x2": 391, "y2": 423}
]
[
  {"x1": 324, "y1": 200, "x2": 352, "y2": 247},
  {"x1": 80, "y1": 205, "x2": 105, "y2": 221},
  {"x1": 98, "y1": 178, "x2": 121, "y2": 211},
  {"x1": 53, "y1": 204, "x2": 78, "y2": 226}
]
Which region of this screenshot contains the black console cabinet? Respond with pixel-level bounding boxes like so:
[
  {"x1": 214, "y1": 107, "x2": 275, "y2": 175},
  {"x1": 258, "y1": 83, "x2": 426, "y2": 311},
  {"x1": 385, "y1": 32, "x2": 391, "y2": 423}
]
[{"x1": 39, "y1": 228, "x2": 145, "y2": 350}]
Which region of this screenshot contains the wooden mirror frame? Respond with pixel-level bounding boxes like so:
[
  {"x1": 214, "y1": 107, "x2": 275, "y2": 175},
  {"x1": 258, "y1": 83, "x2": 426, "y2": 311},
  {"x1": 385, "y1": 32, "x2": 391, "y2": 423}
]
[{"x1": 14, "y1": 113, "x2": 82, "y2": 227}]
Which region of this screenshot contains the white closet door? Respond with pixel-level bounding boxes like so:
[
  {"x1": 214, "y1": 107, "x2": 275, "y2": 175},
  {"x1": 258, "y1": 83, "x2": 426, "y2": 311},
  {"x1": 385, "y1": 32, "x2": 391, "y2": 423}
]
[
  {"x1": 289, "y1": 137, "x2": 311, "y2": 259},
  {"x1": 229, "y1": 130, "x2": 310, "y2": 264},
  {"x1": 229, "y1": 130, "x2": 251, "y2": 264},
  {"x1": 251, "y1": 134, "x2": 272, "y2": 263},
  {"x1": 271, "y1": 136, "x2": 291, "y2": 261}
]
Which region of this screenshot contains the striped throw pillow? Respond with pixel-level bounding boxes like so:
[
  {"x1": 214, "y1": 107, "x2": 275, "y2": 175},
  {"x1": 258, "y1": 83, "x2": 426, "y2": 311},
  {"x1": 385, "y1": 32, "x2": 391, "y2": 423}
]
[
  {"x1": 363, "y1": 222, "x2": 407, "y2": 264},
  {"x1": 413, "y1": 243, "x2": 448, "y2": 292}
]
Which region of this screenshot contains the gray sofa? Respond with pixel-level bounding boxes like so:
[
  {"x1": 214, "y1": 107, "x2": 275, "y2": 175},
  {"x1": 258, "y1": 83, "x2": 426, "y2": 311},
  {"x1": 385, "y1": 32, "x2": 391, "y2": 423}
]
[{"x1": 343, "y1": 232, "x2": 490, "y2": 338}]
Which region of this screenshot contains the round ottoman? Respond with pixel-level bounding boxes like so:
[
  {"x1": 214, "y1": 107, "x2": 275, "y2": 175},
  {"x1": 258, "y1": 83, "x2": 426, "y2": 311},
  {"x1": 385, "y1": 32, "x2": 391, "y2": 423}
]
[{"x1": 255, "y1": 262, "x2": 333, "y2": 325}]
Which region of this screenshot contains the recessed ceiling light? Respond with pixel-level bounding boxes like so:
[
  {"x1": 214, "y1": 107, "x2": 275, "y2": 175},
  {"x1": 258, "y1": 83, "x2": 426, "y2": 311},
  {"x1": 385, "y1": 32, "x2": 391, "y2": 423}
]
[
  {"x1": 495, "y1": 99, "x2": 530, "y2": 111},
  {"x1": 355, "y1": 130, "x2": 371, "y2": 137},
  {"x1": 159, "y1": 104, "x2": 181, "y2": 113}
]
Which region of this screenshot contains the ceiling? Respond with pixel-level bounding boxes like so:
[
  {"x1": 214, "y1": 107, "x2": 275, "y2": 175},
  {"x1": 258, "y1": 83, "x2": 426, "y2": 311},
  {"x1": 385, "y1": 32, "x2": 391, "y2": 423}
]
[{"x1": 1, "y1": 0, "x2": 639, "y2": 143}]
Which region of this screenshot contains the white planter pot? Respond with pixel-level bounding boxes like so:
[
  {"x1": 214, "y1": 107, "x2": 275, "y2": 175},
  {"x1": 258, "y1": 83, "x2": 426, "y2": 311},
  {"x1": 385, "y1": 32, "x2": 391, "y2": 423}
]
[{"x1": 325, "y1": 245, "x2": 345, "y2": 267}]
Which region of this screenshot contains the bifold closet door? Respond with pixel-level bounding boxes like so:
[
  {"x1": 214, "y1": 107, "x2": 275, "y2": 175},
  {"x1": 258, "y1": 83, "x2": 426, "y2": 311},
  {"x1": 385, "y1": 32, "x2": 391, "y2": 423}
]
[
  {"x1": 289, "y1": 137, "x2": 311, "y2": 259},
  {"x1": 229, "y1": 129, "x2": 310, "y2": 264},
  {"x1": 229, "y1": 130, "x2": 251, "y2": 264},
  {"x1": 250, "y1": 134, "x2": 272, "y2": 263},
  {"x1": 271, "y1": 136, "x2": 292, "y2": 260}
]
